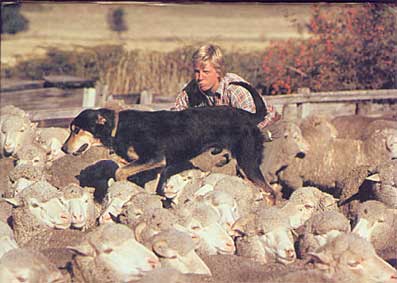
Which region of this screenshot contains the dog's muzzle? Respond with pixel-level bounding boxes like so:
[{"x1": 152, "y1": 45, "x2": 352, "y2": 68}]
[{"x1": 72, "y1": 143, "x2": 89, "y2": 156}]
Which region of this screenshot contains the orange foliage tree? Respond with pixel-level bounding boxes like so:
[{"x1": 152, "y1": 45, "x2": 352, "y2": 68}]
[{"x1": 262, "y1": 4, "x2": 396, "y2": 95}]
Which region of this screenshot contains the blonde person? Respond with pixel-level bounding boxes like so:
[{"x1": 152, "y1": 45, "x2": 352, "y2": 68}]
[{"x1": 173, "y1": 44, "x2": 282, "y2": 184}]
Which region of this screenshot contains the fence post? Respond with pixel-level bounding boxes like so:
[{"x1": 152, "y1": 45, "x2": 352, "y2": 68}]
[
  {"x1": 82, "y1": 87, "x2": 96, "y2": 108},
  {"x1": 95, "y1": 82, "x2": 109, "y2": 107},
  {"x1": 140, "y1": 90, "x2": 153, "y2": 105}
]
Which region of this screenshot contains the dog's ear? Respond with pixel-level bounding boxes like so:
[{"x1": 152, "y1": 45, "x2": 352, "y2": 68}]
[{"x1": 96, "y1": 114, "x2": 107, "y2": 125}]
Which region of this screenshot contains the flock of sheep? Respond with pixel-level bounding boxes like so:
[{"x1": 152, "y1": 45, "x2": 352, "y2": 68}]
[{"x1": 0, "y1": 104, "x2": 396, "y2": 283}]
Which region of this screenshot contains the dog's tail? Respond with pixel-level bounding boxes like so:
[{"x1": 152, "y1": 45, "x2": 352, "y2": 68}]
[{"x1": 230, "y1": 81, "x2": 267, "y2": 124}]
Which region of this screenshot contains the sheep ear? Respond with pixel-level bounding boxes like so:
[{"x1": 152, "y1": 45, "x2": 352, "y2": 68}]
[
  {"x1": 134, "y1": 222, "x2": 147, "y2": 242},
  {"x1": 107, "y1": 178, "x2": 115, "y2": 187},
  {"x1": 308, "y1": 251, "x2": 332, "y2": 269},
  {"x1": 152, "y1": 240, "x2": 177, "y2": 259},
  {"x1": 231, "y1": 214, "x2": 256, "y2": 236},
  {"x1": 1, "y1": 197, "x2": 22, "y2": 207},
  {"x1": 365, "y1": 173, "x2": 380, "y2": 182},
  {"x1": 66, "y1": 243, "x2": 94, "y2": 257}
]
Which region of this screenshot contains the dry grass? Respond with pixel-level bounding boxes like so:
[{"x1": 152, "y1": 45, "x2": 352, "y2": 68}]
[{"x1": 1, "y1": 2, "x2": 313, "y2": 65}]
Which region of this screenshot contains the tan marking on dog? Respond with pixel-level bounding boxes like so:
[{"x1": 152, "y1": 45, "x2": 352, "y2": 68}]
[
  {"x1": 115, "y1": 158, "x2": 166, "y2": 181},
  {"x1": 127, "y1": 146, "x2": 139, "y2": 161},
  {"x1": 63, "y1": 127, "x2": 99, "y2": 154}
]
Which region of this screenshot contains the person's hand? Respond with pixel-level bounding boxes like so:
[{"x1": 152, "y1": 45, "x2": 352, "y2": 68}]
[{"x1": 262, "y1": 120, "x2": 283, "y2": 142}]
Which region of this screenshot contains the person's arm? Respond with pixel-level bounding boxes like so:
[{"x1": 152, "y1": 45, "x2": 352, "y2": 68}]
[
  {"x1": 228, "y1": 84, "x2": 256, "y2": 113},
  {"x1": 228, "y1": 84, "x2": 281, "y2": 132},
  {"x1": 257, "y1": 104, "x2": 281, "y2": 130},
  {"x1": 172, "y1": 90, "x2": 189, "y2": 111}
]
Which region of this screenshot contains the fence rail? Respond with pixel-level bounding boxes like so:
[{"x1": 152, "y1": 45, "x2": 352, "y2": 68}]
[{"x1": 1, "y1": 76, "x2": 396, "y2": 127}]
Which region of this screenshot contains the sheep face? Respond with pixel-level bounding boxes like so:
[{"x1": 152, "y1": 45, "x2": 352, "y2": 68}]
[
  {"x1": 99, "y1": 194, "x2": 130, "y2": 224},
  {"x1": 185, "y1": 206, "x2": 235, "y2": 255},
  {"x1": 259, "y1": 226, "x2": 296, "y2": 265},
  {"x1": 27, "y1": 197, "x2": 71, "y2": 229},
  {"x1": 11, "y1": 178, "x2": 36, "y2": 196},
  {"x1": 1, "y1": 116, "x2": 35, "y2": 157},
  {"x1": 67, "y1": 192, "x2": 94, "y2": 229},
  {"x1": 151, "y1": 230, "x2": 211, "y2": 275},
  {"x1": 283, "y1": 200, "x2": 316, "y2": 229},
  {"x1": 162, "y1": 172, "x2": 194, "y2": 199},
  {"x1": 68, "y1": 223, "x2": 160, "y2": 281},
  {"x1": 204, "y1": 191, "x2": 240, "y2": 232},
  {"x1": 309, "y1": 234, "x2": 397, "y2": 282},
  {"x1": 99, "y1": 182, "x2": 142, "y2": 224},
  {"x1": 15, "y1": 143, "x2": 48, "y2": 168},
  {"x1": 0, "y1": 249, "x2": 65, "y2": 283},
  {"x1": 352, "y1": 201, "x2": 394, "y2": 245}
]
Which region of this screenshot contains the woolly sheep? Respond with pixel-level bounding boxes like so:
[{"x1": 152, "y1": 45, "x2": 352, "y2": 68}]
[
  {"x1": 366, "y1": 160, "x2": 397, "y2": 208},
  {"x1": 202, "y1": 174, "x2": 267, "y2": 217},
  {"x1": 331, "y1": 115, "x2": 397, "y2": 140},
  {"x1": 0, "y1": 248, "x2": 66, "y2": 282},
  {"x1": 123, "y1": 208, "x2": 181, "y2": 243},
  {"x1": 352, "y1": 200, "x2": 396, "y2": 254},
  {"x1": 281, "y1": 186, "x2": 338, "y2": 229},
  {"x1": 233, "y1": 207, "x2": 296, "y2": 265},
  {"x1": 98, "y1": 180, "x2": 143, "y2": 224},
  {"x1": 147, "y1": 228, "x2": 211, "y2": 275},
  {"x1": 14, "y1": 142, "x2": 48, "y2": 168},
  {"x1": 160, "y1": 168, "x2": 208, "y2": 204},
  {"x1": 202, "y1": 190, "x2": 240, "y2": 233},
  {"x1": 280, "y1": 127, "x2": 397, "y2": 192},
  {"x1": 260, "y1": 120, "x2": 310, "y2": 184},
  {"x1": 67, "y1": 223, "x2": 160, "y2": 282},
  {"x1": 0, "y1": 113, "x2": 36, "y2": 157},
  {"x1": 308, "y1": 233, "x2": 397, "y2": 283},
  {"x1": 2, "y1": 180, "x2": 71, "y2": 245},
  {"x1": 0, "y1": 220, "x2": 18, "y2": 258},
  {"x1": 35, "y1": 127, "x2": 69, "y2": 162},
  {"x1": 6, "y1": 164, "x2": 46, "y2": 198},
  {"x1": 297, "y1": 211, "x2": 350, "y2": 259},
  {"x1": 61, "y1": 183, "x2": 98, "y2": 230},
  {"x1": 117, "y1": 192, "x2": 163, "y2": 224},
  {"x1": 176, "y1": 201, "x2": 235, "y2": 256},
  {"x1": 0, "y1": 105, "x2": 28, "y2": 118}
]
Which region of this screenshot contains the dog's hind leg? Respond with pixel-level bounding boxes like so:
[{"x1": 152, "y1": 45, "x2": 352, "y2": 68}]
[{"x1": 115, "y1": 157, "x2": 166, "y2": 181}]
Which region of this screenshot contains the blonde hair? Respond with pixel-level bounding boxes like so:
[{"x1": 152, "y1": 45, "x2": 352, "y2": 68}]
[{"x1": 192, "y1": 44, "x2": 226, "y2": 78}]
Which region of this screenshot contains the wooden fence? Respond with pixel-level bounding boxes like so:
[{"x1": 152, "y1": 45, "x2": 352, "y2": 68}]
[{"x1": 1, "y1": 77, "x2": 396, "y2": 127}]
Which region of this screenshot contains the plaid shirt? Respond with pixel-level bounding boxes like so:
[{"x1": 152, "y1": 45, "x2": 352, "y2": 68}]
[{"x1": 173, "y1": 73, "x2": 279, "y2": 129}]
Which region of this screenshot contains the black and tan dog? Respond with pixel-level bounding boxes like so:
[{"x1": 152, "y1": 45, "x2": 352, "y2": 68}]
[{"x1": 62, "y1": 83, "x2": 276, "y2": 204}]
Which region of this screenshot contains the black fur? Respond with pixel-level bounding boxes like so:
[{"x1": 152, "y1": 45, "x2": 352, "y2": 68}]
[{"x1": 70, "y1": 106, "x2": 274, "y2": 196}]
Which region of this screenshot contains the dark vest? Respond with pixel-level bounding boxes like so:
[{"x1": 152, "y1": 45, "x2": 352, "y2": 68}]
[{"x1": 183, "y1": 79, "x2": 260, "y2": 108}]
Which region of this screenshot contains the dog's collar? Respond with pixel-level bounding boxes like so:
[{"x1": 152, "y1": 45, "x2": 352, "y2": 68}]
[{"x1": 111, "y1": 111, "x2": 119, "y2": 137}]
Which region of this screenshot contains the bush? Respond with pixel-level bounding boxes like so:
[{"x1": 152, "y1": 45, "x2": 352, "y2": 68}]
[
  {"x1": 107, "y1": 7, "x2": 128, "y2": 38},
  {"x1": 1, "y1": 3, "x2": 29, "y2": 35},
  {"x1": 262, "y1": 3, "x2": 397, "y2": 94}
]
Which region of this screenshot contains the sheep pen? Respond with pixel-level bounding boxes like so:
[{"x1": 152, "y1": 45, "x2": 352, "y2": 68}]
[{"x1": 0, "y1": 106, "x2": 396, "y2": 283}]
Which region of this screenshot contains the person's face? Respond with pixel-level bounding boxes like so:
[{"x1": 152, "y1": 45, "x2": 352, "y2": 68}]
[{"x1": 194, "y1": 61, "x2": 220, "y2": 93}]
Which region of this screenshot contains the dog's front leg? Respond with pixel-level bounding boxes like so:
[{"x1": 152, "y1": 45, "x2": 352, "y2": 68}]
[{"x1": 115, "y1": 157, "x2": 166, "y2": 181}]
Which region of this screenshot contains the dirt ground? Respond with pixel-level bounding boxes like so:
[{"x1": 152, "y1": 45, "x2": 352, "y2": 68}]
[{"x1": 1, "y1": 2, "x2": 317, "y2": 65}]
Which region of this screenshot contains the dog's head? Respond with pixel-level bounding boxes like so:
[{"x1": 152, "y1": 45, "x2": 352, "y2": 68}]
[{"x1": 62, "y1": 108, "x2": 115, "y2": 156}]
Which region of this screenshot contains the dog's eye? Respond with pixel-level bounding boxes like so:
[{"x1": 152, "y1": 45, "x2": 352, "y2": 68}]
[{"x1": 72, "y1": 127, "x2": 80, "y2": 134}]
